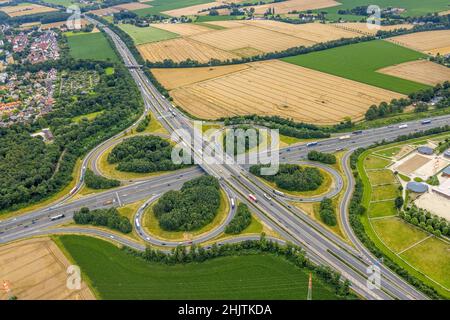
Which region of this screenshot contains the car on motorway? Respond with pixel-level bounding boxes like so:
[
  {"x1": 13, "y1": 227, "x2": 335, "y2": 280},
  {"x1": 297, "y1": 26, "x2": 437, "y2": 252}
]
[
  {"x1": 306, "y1": 142, "x2": 318, "y2": 147},
  {"x1": 421, "y1": 119, "x2": 432, "y2": 125}
]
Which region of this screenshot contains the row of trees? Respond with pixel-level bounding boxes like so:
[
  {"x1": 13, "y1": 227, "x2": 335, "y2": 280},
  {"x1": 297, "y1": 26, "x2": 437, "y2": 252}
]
[
  {"x1": 123, "y1": 234, "x2": 352, "y2": 297},
  {"x1": 107, "y1": 135, "x2": 186, "y2": 173},
  {"x1": 224, "y1": 203, "x2": 252, "y2": 234},
  {"x1": 153, "y1": 176, "x2": 221, "y2": 231},
  {"x1": 145, "y1": 35, "x2": 375, "y2": 69},
  {"x1": 73, "y1": 207, "x2": 132, "y2": 234},
  {"x1": 250, "y1": 164, "x2": 324, "y2": 192},
  {"x1": 307, "y1": 150, "x2": 336, "y2": 164},
  {"x1": 319, "y1": 198, "x2": 337, "y2": 226},
  {"x1": 400, "y1": 206, "x2": 449, "y2": 238},
  {"x1": 84, "y1": 169, "x2": 120, "y2": 190},
  {"x1": 223, "y1": 114, "x2": 331, "y2": 139}
]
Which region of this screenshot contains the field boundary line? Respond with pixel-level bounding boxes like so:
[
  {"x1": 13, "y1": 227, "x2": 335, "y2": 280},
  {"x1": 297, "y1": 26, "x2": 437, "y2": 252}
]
[
  {"x1": 369, "y1": 214, "x2": 398, "y2": 221},
  {"x1": 398, "y1": 235, "x2": 432, "y2": 255}
]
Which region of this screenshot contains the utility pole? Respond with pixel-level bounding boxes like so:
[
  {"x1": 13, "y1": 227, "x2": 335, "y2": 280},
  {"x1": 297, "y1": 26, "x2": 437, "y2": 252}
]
[{"x1": 307, "y1": 273, "x2": 312, "y2": 300}]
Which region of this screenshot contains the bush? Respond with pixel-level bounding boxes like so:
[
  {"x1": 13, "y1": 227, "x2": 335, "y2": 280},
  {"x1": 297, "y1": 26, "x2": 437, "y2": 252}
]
[
  {"x1": 225, "y1": 203, "x2": 252, "y2": 234},
  {"x1": 250, "y1": 164, "x2": 323, "y2": 192},
  {"x1": 307, "y1": 150, "x2": 336, "y2": 164},
  {"x1": 136, "y1": 114, "x2": 151, "y2": 132},
  {"x1": 73, "y1": 207, "x2": 132, "y2": 233},
  {"x1": 153, "y1": 176, "x2": 221, "y2": 231},
  {"x1": 85, "y1": 169, "x2": 120, "y2": 189},
  {"x1": 319, "y1": 198, "x2": 337, "y2": 226},
  {"x1": 107, "y1": 135, "x2": 187, "y2": 173}
]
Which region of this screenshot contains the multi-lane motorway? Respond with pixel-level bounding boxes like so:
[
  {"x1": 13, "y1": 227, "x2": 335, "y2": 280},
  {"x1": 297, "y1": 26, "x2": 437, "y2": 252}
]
[{"x1": 1, "y1": 17, "x2": 449, "y2": 300}]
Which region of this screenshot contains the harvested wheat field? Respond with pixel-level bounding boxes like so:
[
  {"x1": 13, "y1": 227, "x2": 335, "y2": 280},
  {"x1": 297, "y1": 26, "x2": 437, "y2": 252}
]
[
  {"x1": 89, "y1": 7, "x2": 120, "y2": 16},
  {"x1": 378, "y1": 60, "x2": 450, "y2": 86},
  {"x1": 242, "y1": 20, "x2": 361, "y2": 42},
  {"x1": 0, "y1": 237, "x2": 95, "y2": 300},
  {"x1": 333, "y1": 23, "x2": 414, "y2": 36},
  {"x1": 138, "y1": 37, "x2": 239, "y2": 63},
  {"x1": 159, "y1": 60, "x2": 404, "y2": 124},
  {"x1": 152, "y1": 64, "x2": 250, "y2": 89},
  {"x1": 249, "y1": 0, "x2": 340, "y2": 15},
  {"x1": 205, "y1": 20, "x2": 247, "y2": 28},
  {"x1": 438, "y1": 10, "x2": 450, "y2": 16},
  {"x1": 388, "y1": 30, "x2": 450, "y2": 56},
  {"x1": 190, "y1": 25, "x2": 315, "y2": 54},
  {"x1": 151, "y1": 23, "x2": 213, "y2": 36},
  {"x1": 1, "y1": 3, "x2": 57, "y2": 17},
  {"x1": 114, "y1": 2, "x2": 151, "y2": 10},
  {"x1": 163, "y1": 1, "x2": 224, "y2": 16}
]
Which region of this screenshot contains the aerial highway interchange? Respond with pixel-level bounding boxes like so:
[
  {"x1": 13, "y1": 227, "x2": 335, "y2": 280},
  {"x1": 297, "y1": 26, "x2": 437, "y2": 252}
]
[{"x1": 1, "y1": 16, "x2": 450, "y2": 301}]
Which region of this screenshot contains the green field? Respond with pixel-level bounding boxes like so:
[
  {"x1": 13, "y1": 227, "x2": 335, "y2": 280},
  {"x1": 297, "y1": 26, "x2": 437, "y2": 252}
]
[
  {"x1": 371, "y1": 217, "x2": 428, "y2": 252},
  {"x1": 371, "y1": 184, "x2": 400, "y2": 201},
  {"x1": 118, "y1": 24, "x2": 179, "y2": 45},
  {"x1": 57, "y1": 235, "x2": 343, "y2": 300},
  {"x1": 309, "y1": 0, "x2": 450, "y2": 19},
  {"x1": 374, "y1": 147, "x2": 402, "y2": 158},
  {"x1": 281, "y1": 40, "x2": 430, "y2": 94},
  {"x1": 66, "y1": 32, "x2": 119, "y2": 62},
  {"x1": 368, "y1": 200, "x2": 397, "y2": 218},
  {"x1": 363, "y1": 155, "x2": 391, "y2": 169},
  {"x1": 367, "y1": 170, "x2": 397, "y2": 185},
  {"x1": 133, "y1": 0, "x2": 213, "y2": 16},
  {"x1": 400, "y1": 237, "x2": 450, "y2": 289}
]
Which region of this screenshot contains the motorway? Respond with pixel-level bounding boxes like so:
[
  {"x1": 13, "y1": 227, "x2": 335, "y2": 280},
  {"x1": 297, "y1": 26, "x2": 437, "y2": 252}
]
[{"x1": 1, "y1": 17, "x2": 449, "y2": 300}]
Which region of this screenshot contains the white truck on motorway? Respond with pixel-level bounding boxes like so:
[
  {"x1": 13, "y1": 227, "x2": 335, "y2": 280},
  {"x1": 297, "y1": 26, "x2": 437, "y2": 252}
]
[
  {"x1": 398, "y1": 124, "x2": 408, "y2": 129},
  {"x1": 339, "y1": 135, "x2": 351, "y2": 140}
]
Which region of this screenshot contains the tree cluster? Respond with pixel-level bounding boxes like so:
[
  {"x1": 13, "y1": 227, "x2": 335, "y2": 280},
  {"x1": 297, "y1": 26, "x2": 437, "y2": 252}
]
[
  {"x1": 307, "y1": 150, "x2": 336, "y2": 164},
  {"x1": 250, "y1": 164, "x2": 324, "y2": 192},
  {"x1": 223, "y1": 125, "x2": 260, "y2": 156},
  {"x1": 401, "y1": 206, "x2": 449, "y2": 237},
  {"x1": 107, "y1": 135, "x2": 186, "y2": 173},
  {"x1": 153, "y1": 176, "x2": 221, "y2": 231},
  {"x1": 319, "y1": 198, "x2": 337, "y2": 226},
  {"x1": 225, "y1": 203, "x2": 252, "y2": 234},
  {"x1": 73, "y1": 207, "x2": 132, "y2": 233},
  {"x1": 135, "y1": 114, "x2": 151, "y2": 132},
  {"x1": 84, "y1": 169, "x2": 120, "y2": 189}
]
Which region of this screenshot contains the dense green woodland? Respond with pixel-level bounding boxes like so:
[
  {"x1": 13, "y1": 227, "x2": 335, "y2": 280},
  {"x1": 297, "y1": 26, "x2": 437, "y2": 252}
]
[
  {"x1": 153, "y1": 176, "x2": 221, "y2": 231},
  {"x1": 84, "y1": 169, "x2": 120, "y2": 189},
  {"x1": 250, "y1": 164, "x2": 324, "y2": 192},
  {"x1": 319, "y1": 198, "x2": 337, "y2": 226},
  {"x1": 225, "y1": 203, "x2": 252, "y2": 234},
  {"x1": 73, "y1": 207, "x2": 132, "y2": 233},
  {"x1": 0, "y1": 127, "x2": 60, "y2": 209},
  {"x1": 107, "y1": 135, "x2": 187, "y2": 173},
  {"x1": 0, "y1": 59, "x2": 143, "y2": 212}
]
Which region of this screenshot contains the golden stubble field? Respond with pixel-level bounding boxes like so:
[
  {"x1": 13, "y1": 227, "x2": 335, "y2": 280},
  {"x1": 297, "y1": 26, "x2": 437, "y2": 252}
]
[
  {"x1": 378, "y1": 60, "x2": 450, "y2": 86},
  {"x1": 164, "y1": 0, "x2": 340, "y2": 16},
  {"x1": 152, "y1": 60, "x2": 404, "y2": 124},
  {"x1": 0, "y1": 3, "x2": 57, "y2": 17},
  {"x1": 0, "y1": 238, "x2": 95, "y2": 300},
  {"x1": 138, "y1": 21, "x2": 361, "y2": 63},
  {"x1": 388, "y1": 30, "x2": 450, "y2": 56}
]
